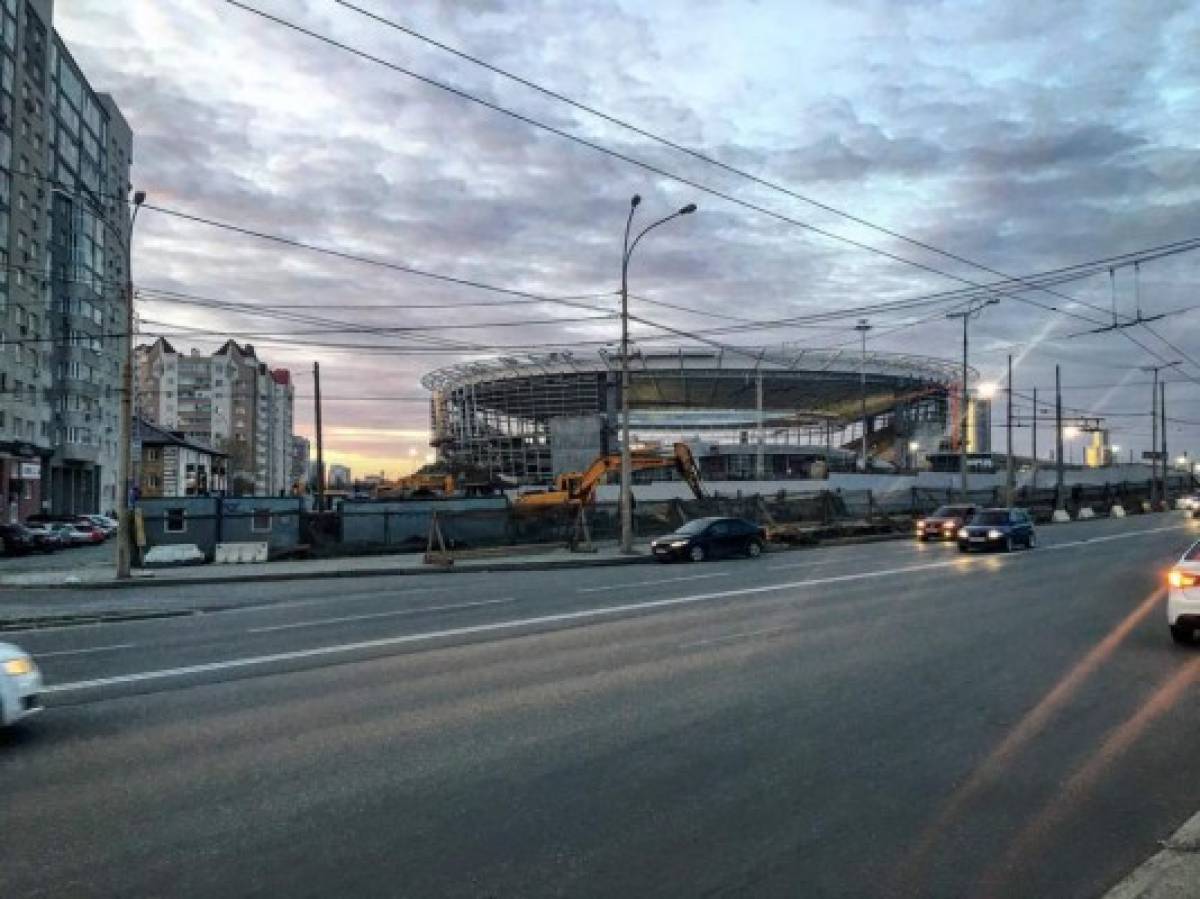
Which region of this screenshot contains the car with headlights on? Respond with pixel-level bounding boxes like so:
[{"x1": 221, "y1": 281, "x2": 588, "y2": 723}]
[
  {"x1": 916, "y1": 504, "x2": 978, "y2": 542},
  {"x1": 652, "y1": 517, "x2": 766, "y2": 563},
  {"x1": 957, "y1": 508, "x2": 1036, "y2": 553},
  {"x1": 1166, "y1": 541, "x2": 1200, "y2": 645},
  {"x1": 0, "y1": 642, "x2": 42, "y2": 727}
]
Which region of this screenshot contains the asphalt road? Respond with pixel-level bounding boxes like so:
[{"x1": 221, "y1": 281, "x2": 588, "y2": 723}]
[{"x1": 3, "y1": 514, "x2": 1199, "y2": 898}]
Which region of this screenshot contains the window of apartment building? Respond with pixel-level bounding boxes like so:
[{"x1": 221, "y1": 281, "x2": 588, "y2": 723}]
[
  {"x1": 16, "y1": 191, "x2": 25, "y2": 210},
  {"x1": 251, "y1": 509, "x2": 272, "y2": 533},
  {"x1": 24, "y1": 419, "x2": 32, "y2": 439},
  {"x1": 144, "y1": 447, "x2": 159, "y2": 462},
  {"x1": 38, "y1": 420, "x2": 46, "y2": 437},
  {"x1": 165, "y1": 508, "x2": 186, "y2": 533}
]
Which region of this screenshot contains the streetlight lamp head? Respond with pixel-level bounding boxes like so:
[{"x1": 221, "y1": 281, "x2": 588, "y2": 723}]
[
  {"x1": 630, "y1": 194, "x2": 641, "y2": 208},
  {"x1": 908, "y1": 440, "x2": 921, "y2": 451},
  {"x1": 679, "y1": 203, "x2": 697, "y2": 215},
  {"x1": 1064, "y1": 425, "x2": 1080, "y2": 439},
  {"x1": 133, "y1": 190, "x2": 147, "y2": 206}
]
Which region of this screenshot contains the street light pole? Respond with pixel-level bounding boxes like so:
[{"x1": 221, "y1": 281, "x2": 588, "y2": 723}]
[
  {"x1": 115, "y1": 190, "x2": 147, "y2": 580},
  {"x1": 1055, "y1": 365, "x2": 1064, "y2": 511},
  {"x1": 855, "y1": 319, "x2": 872, "y2": 472},
  {"x1": 619, "y1": 196, "x2": 696, "y2": 555},
  {"x1": 1140, "y1": 361, "x2": 1180, "y2": 510},
  {"x1": 946, "y1": 298, "x2": 998, "y2": 501},
  {"x1": 1006, "y1": 353, "x2": 1014, "y2": 507}
]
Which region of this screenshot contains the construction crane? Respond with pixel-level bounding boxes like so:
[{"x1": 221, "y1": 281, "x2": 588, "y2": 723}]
[{"x1": 514, "y1": 442, "x2": 706, "y2": 512}]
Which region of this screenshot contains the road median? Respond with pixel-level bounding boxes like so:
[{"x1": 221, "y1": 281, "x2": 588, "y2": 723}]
[{"x1": 1104, "y1": 811, "x2": 1200, "y2": 898}]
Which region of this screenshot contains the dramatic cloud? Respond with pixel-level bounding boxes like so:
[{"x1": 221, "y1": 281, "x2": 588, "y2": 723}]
[{"x1": 57, "y1": 0, "x2": 1200, "y2": 474}]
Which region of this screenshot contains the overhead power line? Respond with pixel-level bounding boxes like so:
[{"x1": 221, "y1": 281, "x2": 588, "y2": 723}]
[
  {"x1": 330, "y1": 0, "x2": 1154, "y2": 329},
  {"x1": 221, "y1": 0, "x2": 1129, "y2": 332}
]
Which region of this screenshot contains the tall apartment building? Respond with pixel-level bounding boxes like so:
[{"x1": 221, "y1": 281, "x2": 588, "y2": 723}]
[
  {"x1": 290, "y1": 435, "x2": 310, "y2": 489},
  {"x1": 0, "y1": 0, "x2": 133, "y2": 519},
  {"x1": 137, "y1": 338, "x2": 294, "y2": 496}
]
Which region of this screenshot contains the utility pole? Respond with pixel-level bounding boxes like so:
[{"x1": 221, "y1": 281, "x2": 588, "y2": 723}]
[
  {"x1": 1030, "y1": 387, "x2": 1038, "y2": 490},
  {"x1": 115, "y1": 190, "x2": 147, "y2": 580},
  {"x1": 1141, "y1": 362, "x2": 1179, "y2": 509},
  {"x1": 946, "y1": 298, "x2": 998, "y2": 501},
  {"x1": 314, "y1": 361, "x2": 325, "y2": 513},
  {"x1": 1055, "y1": 364, "x2": 1064, "y2": 511},
  {"x1": 618, "y1": 195, "x2": 696, "y2": 554},
  {"x1": 855, "y1": 319, "x2": 872, "y2": 472},
  {"x1": 1161, "y1": 380, "x2": 1169, "y2": 509},
  {"x1": 755, "y1": 371, "x2": 765, "y2": 480},
  {"x1": 1005, "y1": 354, "x2": 1014, "y2": 506}
]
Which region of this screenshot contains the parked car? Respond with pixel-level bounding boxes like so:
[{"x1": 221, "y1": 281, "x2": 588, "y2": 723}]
[
  {"x1": 957, "y1": 508, "x2": 1037, "y2": 553},
  {"x1": 0, "y1": 642, "x2": 43, "y2": 727},
  {"x1": 651, "y1": 517, "x2": 766, "y2": 563},
  {"x1": 80, "y1": 515, "x2": 117, "y2": 537},
  {"x1": 916, "y1": 504, "x2": 979, "y2": 541},
  {"x1": 50, "y1": 523, "x2": 100, "y2": 546},
  {"x1": 17, "y1": 523, "x2": 61, "y2": 552},
  {"x1": 1166, "y1": 541, "x2": 1200, "y2": 646},
  {"x1": 0, "y1": 524, "x2": 39, "y2": 556},
  {"x1": 1177, "y1": 495, "x2": 1200, "y2": 512}
]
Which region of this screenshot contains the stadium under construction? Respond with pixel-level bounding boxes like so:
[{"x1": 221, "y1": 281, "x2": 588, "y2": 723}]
[{"x1": 423, "y1": 346, "x2": 992, "y2": 485}]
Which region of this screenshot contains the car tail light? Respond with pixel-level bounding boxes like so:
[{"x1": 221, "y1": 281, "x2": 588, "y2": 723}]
[{"x1": 1168, "y1": 569, "x2": 1198, "y2": 588}]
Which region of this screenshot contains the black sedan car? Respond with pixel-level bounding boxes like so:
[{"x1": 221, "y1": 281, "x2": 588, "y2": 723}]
[
  {"x1": 0, "y1": 524, "x2": 40, "y2": 556},
  {"x1": 957, "y1": 507, "x2": 1037, "y2": 553},
  {"x1": 652, "y1": 517, "x2": 766, "y2": 563}
]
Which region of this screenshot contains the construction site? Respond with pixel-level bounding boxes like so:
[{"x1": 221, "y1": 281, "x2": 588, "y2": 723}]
[{"x1": 421, "y1": 345, "x2": 988, "y2": 485}]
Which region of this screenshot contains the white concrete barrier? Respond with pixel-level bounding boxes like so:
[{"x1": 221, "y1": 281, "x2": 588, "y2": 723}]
[
  {"x1": 1111, "y1": 505, "x2": 1126, "y2": 518},
  {"x1": 1142, "y1": 501, "x2": 1154, "y2": 513},
  {"x1": 1077, "y1": 507, "x2": 1096, "y2": 520},
  {"x1": 143, "y1": 544, "x2": 205, "y2": 566},
  {"x1": 1052, "y1": 509, "x2": 1072, "y2": 523},
  {"x1": 214, "y1": 542, "x2": 269, "y2": 564}
]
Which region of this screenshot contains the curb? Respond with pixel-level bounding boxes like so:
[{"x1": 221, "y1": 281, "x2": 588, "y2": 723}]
[
  {"x1": 1103, "y1": 810, "x2": 1200, "y2": 898},
  {"x1": 0, "y1": 551, "x2": 653, "y2": 593}
]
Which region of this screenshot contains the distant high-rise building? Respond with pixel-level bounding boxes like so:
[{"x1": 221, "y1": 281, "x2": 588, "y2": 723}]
[
  {"x1": 327, "y1": 464, "x2": 351, "y2": 489},
  {"x1": 136, "y1": 339, "x2": 294, "y2": 495},
  {"x1": 0, "y1": 0, "x2": 135, "y2": 518},
  {"x1": 290, "y1": 435, "x2": 310, "y2": 488}
]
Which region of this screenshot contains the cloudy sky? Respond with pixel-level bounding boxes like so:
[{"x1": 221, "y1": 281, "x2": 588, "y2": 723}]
[{"x1": 59, "y1": 0, "x2": 1200, "y2": 476}]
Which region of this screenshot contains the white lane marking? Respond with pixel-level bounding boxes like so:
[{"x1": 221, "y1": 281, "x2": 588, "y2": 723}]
[
  {"x1": 44, "y1": 560, "x2": 959, "y2": 694},
  {"x1": 35, "y1": 643, "x2": 136, "y2": 658},
  {"x1": 576, "y1": 572, "x2": 731, "y2": 593},
  {"x1": 218, "y1": 585, "x2": 456, "y2": 614},
  {"x1": 767, "y1": 556, "x2": 877, "y2": 572},
  {"x1": 680, "y1": 626, "x2": 792, "y2": 649},
  {"x1": 246, "y1": 597, "x2": 517, "y2": 634},
  {"x1": 1040, "y1": 523, "x2": 1187, "y2": 551},
  {"x1": 43, "y1": 521, "x2": 1188, "y2": 695}
]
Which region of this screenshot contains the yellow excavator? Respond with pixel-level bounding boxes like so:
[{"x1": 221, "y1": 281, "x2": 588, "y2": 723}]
[{"x1": 514, "y1": 442, "x2": 705, "y2": 511}]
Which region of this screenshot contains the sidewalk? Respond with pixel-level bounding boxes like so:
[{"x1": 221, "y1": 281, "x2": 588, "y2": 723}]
[
  {"x1": 0, "y1": 541, "x2": 655, "y2": 589},
  {"x1": 1104, "y1": 811, "x2": 1200, "y2": 898}
]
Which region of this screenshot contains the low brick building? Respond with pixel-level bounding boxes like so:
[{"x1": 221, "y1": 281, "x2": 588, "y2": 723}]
[{"x1": 135, "y1": 419, "x2": 228, "y2": 499}]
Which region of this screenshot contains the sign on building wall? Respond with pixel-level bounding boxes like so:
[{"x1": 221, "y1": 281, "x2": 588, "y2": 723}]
[{"x1": 18, "y1": 462, "x2": 40, "y2": 480}]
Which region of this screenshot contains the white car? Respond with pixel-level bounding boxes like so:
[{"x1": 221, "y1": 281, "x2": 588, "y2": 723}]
[
  {"x1": 0, "y1": 642, "x2": 43, "y2": 726},
  {"x1": 83, "y1": 514, "x2": 118, "y2": 535},
  {"x1": 1167, "y1": 543, "x2": 1200, "y2": 645}
]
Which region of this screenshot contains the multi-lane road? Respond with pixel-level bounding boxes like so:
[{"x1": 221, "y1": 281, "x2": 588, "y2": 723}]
[{"x1": 3, "y1": 514, "x2": 1199, "y2": 897}]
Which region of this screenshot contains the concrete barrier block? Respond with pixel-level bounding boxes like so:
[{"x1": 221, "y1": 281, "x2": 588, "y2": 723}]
[
  {"x1": 214, "y1": 542, "x2": 268, "y2": 565},
  {"x1": 1111, "y1": 505, "x2": 1126, "y2": 518},
  {"x1": 1142, "y1": 501, "x2": 1153, "y2": 513},
  {"x1": 1052, "y1": 509, "x2": 1072, "y2": 523},
  {"x1": 143, "y1": 544, "x2": 205, "y2": 567},
  {"x1": 1078, "y1": 507, "x2": 1096, "y2": 520}
]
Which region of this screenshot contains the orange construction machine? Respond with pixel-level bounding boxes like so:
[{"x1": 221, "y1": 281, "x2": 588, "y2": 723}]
[{"x1": 513, "y1": 442, "x2": 705, "y2": 511}]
